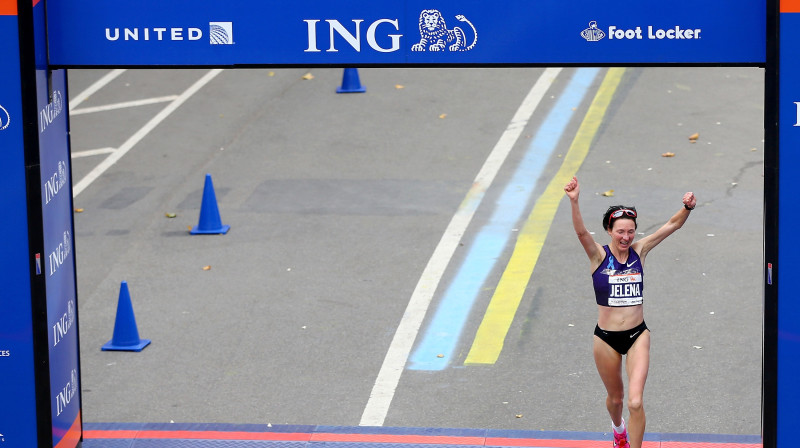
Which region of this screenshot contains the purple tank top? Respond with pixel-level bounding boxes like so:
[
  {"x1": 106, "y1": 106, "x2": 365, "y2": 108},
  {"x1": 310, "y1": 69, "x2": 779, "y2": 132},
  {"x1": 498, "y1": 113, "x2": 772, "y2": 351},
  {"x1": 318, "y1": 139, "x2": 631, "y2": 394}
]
[{"x1": 592, "y1": 245, "x2": 643, "y2": 307}]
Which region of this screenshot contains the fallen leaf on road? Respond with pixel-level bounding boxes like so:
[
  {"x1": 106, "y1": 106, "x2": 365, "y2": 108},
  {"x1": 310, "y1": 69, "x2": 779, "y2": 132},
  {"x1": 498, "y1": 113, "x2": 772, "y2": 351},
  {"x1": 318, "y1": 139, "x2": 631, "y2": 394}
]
[
  {"x1": 601, "y1": 189, "x2": 614, "y2": 197},
  {"x1": 689, "y1": 132, "x2": 699, "y2": 142},
  {"x1": 74, "y1": 208, "x2": 84, "y2": 213},
  {"x1": 202, "y1": 265, "x2": 211, "y2": 271},
  {"x1": 661, "y1": 152, "x2": 676, "y2": 157},
  {"x1": 439, "y1": 113, "x2": 447, "y2": 119},
  {"x1": 395, "y1": 84, "x2": 405, "y2": 89},
  {"x1": 165, "y1": 212, "x2": 177, "y2": 218},
  {"x1": 301, "y1": 73, "x2": 314, "y2": 80}
]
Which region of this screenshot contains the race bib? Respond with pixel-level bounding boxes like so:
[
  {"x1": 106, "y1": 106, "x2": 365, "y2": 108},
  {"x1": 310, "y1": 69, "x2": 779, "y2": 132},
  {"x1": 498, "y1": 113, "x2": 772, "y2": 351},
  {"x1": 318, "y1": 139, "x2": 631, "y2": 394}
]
[{"x1": 607, "y1": 272, "x2": 643, "y2": 306}]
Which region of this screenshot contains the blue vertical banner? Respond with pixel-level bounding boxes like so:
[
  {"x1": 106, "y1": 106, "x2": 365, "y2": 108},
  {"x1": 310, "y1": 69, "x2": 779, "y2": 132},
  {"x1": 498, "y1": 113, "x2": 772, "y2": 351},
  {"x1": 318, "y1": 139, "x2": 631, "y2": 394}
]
[
  {"x1": 778, "y1": 2, "x2": 800, "y2": 446},
  {"x1": 1, "y1": 0, "x2": 787, "y2": 446},
  {"x1": 0, "y1": 0, "x2": 40, "y2": 446},
  {"x1": 32, "y1": 0, "x2": 82, "y2": 442},
  {"x1": 38, "y1": 70, "x2": 81, "y2": 448}
]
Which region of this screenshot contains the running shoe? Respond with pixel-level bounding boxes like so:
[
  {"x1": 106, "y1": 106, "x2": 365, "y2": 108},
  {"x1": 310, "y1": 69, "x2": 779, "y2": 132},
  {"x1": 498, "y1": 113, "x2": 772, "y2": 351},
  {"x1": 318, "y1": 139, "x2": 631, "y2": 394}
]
[{"x1": 613, "y1": 428, "x2": 629, "y2": 448}]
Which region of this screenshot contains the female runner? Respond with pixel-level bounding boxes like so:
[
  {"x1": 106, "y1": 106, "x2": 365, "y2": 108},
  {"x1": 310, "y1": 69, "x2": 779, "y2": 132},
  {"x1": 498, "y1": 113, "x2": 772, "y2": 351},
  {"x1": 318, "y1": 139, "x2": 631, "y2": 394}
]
[{"x1": 564, "y1": 176, "x2": 696, "y2": 448}]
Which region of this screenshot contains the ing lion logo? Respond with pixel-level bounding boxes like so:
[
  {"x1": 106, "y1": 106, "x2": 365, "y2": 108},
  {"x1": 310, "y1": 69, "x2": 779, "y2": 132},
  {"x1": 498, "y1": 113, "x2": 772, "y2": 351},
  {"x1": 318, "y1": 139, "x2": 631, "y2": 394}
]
[
  {"x1": 0, "y1": 104, "x2": 10, "y2": 131},
  {"x1": 410, "y1": 9, "x2": 477, "y2": 52},
  {"x1": 58, "y1": 161, "x2": 67, "y2": 188},
  {"x1": 52, "y1": 91, "x2": 63, "y2": 115}
]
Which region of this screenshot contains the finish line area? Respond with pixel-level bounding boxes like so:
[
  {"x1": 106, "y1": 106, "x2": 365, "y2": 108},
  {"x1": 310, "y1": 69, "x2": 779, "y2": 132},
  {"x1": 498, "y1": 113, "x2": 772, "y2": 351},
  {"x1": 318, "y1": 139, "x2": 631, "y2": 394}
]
[
  {"x1": 81, "y1": 423, "x2": 761, "y2": 448},
  {"x1": 5, "y1": 0, "x2": 795, "y2": 446}
]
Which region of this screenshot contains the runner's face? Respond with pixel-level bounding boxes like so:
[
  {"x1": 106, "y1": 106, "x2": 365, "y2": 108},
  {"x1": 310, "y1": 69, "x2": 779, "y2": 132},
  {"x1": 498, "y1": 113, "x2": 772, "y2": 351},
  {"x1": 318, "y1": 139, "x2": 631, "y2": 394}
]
[{"x1": 608, "y1": 218, "x2": 636, "y2": 251}]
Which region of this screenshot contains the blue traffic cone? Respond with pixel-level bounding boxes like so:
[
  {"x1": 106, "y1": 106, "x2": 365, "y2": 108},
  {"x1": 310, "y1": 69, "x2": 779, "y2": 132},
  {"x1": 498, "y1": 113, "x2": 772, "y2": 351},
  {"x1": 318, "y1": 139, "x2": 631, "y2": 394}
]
[
  {"x1": 190, "y1": 174, "x2": 230, "y2": 235},
  {"x1": 336, "y1": 68, "x2": 366, "y2": 93},
  {"x1": 102, "y1": 281, "x2": 151, "y2": 351}
]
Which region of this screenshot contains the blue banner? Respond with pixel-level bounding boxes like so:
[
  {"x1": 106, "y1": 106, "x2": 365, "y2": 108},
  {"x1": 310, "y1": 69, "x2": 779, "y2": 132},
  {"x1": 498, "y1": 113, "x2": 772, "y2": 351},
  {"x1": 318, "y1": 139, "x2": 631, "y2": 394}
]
[
  {"x1": 0, "y1": 5, "x2": 41, "y2": 447},
  {"x1": 33, "y1": 0, "x2": 82, "y2": 443},
  {"x1": 778, "y1": 9, "x2": 800, "y2": 447},
  {"x1": 46, "y1": 0, "x2": 765, "y2": 66},
  {"x1": 38, "y1": 68, "x2": 81, "y2": 448}
]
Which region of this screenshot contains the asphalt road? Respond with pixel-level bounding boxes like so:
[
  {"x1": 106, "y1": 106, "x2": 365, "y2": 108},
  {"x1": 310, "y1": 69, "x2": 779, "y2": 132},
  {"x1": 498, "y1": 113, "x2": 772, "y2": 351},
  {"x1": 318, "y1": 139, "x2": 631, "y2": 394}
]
[{"x1": 67, "y1": 66, "x2": 764, "y2": 435}]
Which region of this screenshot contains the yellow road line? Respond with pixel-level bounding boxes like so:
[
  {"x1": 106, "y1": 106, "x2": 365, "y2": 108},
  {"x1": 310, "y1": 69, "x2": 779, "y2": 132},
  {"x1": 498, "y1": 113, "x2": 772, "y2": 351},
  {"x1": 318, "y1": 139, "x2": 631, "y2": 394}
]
[{"x1": 464, "y1": 67, "x2": 626, "y2": 366}]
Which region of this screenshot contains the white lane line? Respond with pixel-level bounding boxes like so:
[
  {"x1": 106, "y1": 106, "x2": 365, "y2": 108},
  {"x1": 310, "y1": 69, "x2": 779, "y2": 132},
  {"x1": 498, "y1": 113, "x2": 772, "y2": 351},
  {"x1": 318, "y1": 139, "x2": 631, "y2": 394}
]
[
  {"x1": 70, "y1": 95, "x2": 180, "y2": 115},
  {"x1": 72, "y1": 69, "x2": 224, "y2": 198},
  {"x1": 69, "y1": 69, "x2": 127, "y2": 111},
  {"x1": 71, "y1": 147, "x2": 116, "y2": 158},
  {"x1": 358, "y1": 67, "x2": 563, "y2": 427}
]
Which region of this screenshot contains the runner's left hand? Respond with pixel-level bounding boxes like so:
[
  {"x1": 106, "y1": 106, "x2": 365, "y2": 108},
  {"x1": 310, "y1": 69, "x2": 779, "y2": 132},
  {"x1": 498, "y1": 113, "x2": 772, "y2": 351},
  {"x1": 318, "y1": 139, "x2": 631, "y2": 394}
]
[{"x1": 683, "y1": 192, "x2": 696, "y2": 209}]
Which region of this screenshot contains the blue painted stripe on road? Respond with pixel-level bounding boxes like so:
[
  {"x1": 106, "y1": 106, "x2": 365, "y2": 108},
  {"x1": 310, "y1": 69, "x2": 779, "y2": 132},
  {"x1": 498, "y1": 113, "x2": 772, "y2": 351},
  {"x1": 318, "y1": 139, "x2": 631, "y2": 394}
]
[{"x1": 407, "y1": 68, "x2": 600, "y2": 371}]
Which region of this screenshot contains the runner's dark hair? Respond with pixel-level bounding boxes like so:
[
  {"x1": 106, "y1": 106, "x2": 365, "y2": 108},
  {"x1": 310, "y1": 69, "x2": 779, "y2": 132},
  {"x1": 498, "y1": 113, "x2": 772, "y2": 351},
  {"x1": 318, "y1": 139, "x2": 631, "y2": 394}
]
[{"x1": 603, "y1": 205, "x2": 638, "y2": 231}]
